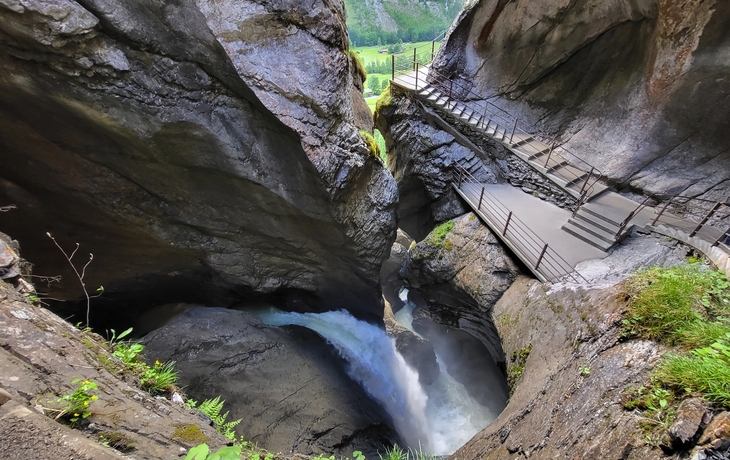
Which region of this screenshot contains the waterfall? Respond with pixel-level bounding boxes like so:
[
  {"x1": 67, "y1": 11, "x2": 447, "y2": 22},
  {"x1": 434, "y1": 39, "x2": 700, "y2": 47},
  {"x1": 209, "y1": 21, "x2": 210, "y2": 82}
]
[{"x1": 258, "y1": 308, "x2": 499, "y2": 455}]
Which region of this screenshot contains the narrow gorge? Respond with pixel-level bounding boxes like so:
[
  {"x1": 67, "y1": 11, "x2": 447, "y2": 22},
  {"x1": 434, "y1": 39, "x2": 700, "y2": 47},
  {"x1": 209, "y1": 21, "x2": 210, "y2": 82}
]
[{"x1": 1, "y1": 0, "x2": 729, "y2": 459}]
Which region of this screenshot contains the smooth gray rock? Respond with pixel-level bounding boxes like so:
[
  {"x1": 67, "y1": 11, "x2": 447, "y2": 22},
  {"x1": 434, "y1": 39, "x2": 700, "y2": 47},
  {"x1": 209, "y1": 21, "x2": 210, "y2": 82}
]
[
  {"x1": 0, "y1": 0, "x2": 396, "y2": 320},
  {"x1": 432, "y1": 0, "x2": 730, "y2": 208}
]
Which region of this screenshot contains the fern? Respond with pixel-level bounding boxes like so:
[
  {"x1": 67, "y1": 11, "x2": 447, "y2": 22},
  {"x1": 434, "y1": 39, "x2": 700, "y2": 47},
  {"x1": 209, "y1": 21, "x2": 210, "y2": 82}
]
[{"x1": 198, "y1": 396, "x2": 242, "y2": 441}]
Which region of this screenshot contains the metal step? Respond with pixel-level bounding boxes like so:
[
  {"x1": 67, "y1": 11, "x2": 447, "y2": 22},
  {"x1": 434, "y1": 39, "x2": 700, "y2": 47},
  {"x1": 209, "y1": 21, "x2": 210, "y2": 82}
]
[
  {"x1": 564, "y1": 217, "x2": 616, "y2": 245},
  {"x1": 573, "y1": 210, "x2": 621, "y2": 235},
  {"x1": 561, "y1": 221, "x2": 614, "y2": 251},
  {"x1": 527, "y1": 148, "x2": 551, "y2": 161}
]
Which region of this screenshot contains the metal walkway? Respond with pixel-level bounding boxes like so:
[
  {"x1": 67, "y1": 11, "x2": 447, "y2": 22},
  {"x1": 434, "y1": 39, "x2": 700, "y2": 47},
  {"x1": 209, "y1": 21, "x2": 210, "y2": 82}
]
[{"x1": 390, "y1": 62, "x2": 730, "y2": 280}]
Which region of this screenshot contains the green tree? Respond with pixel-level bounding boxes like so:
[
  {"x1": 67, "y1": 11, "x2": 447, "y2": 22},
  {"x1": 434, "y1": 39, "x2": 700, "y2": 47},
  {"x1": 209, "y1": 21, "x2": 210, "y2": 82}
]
[{"x1": 368, "y1": 76, "x2": 381, "y2": 94}]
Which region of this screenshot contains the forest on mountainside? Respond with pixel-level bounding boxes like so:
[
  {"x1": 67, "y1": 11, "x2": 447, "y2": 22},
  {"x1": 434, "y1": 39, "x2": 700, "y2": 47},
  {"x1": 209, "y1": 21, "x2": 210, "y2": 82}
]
[{"x1": 345, "y1": 0, "x2": 465, "y2": 46}]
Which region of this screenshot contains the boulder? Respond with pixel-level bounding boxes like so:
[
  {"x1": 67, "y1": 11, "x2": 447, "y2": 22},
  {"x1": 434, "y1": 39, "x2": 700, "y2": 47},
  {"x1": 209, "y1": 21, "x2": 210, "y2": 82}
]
[
  {"x1": 143, "y1": 307, "x2": 397, "y2": 457},
  {"x1": 400, "y1": 212, "x2": 521, "y2": 362},
  {"x1": 668, "y1": 398, "x2": 708, "y2": 447}
]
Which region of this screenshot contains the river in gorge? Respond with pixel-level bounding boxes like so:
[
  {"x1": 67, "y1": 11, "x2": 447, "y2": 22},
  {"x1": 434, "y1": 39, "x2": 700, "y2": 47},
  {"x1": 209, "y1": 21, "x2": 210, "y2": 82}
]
[{"x1": 256, "y1": 287, "x2": 508, "y2": 456}]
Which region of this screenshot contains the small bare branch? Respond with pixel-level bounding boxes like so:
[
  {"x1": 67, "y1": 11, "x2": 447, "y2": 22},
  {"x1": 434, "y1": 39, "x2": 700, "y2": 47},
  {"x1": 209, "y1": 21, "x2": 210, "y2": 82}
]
[
  {"x1": 46, "y1": 233, "x2": 100, "y2": 327},
  {"x1": 0, "y1": 204, "x2": 16, "y2": 212}
]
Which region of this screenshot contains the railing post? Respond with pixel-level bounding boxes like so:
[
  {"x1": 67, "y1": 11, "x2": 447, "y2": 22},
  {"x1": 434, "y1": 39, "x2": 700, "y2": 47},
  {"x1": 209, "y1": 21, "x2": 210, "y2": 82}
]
[
  {"x1": 535, "y1": 243, "x2": 548, "y2": 270},
  {"x1": 509, "y1": 118, "x2": 518, "y2": 146},
  {"x1": 480, "y1": 101, "x2": 489, "y2": 129},
  {"x1": 415, "y1": 63, "x2": 419, "y2": 90},
  {"x1": 431, "y1": 41, "x2": 435, "y2": 62},
  {"x1": 413, "y1": 48, "x2": 417, "y2": 71},
  {"x1": 478, "y1": 187, "x2": 485, "y2": 210},
  {"x1": 449, "y1": 79, "x2": 453, "y2": 100},
  {"x1": 652, "y1": 197, "x2": 674, "y2": 226},
  {"x1": 690, "y1": 202, "x2": 722, "y2": 237},
  {"x1": 543, "y1": 140, "x2": 556, "y2": 168},
  {"x1": 503, "y1": 211, "x2": 512, "y2": 236},
  {"x1": 712, "y1": 227, "x2": 730, "y2": 247},
  {"x1": 579, "y1": 167, "x2": 594, "y2": 195},
  {"x1": 391, "y1": 54, "x2": 395, "y2": 80}
]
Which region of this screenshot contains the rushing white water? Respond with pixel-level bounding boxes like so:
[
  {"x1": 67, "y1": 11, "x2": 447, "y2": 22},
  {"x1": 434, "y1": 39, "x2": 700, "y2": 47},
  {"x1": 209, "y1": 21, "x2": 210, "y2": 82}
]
[{"x1": 258, "y1": 307, "x2": 498, "y2": 455}]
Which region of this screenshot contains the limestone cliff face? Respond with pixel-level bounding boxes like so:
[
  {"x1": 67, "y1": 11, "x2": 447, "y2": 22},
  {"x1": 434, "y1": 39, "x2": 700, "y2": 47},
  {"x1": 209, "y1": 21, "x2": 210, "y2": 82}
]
[
  {"x1": 0, "y1": 0, "x2": 397, "y2": 320},
  {"x1": 433, "y1": 0, "x2": 730, "y2": 203}
]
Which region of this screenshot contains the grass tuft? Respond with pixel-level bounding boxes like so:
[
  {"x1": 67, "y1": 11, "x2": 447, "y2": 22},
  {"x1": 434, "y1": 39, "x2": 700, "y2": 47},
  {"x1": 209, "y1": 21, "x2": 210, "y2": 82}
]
[
  {"x1": 621, "y1": 263, "x2": 730, "y2": 409},
  {"x1": 428, "y1": 220, "x2": 454, "y2": 246}
]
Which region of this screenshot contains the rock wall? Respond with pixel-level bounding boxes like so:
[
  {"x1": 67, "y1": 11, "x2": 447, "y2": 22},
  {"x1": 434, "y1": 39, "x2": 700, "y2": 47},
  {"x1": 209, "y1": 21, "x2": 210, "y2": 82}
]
[
  {"x1": 0, "y1": 0, "x2": 397, "y2": 321},
  {"x1": 433, "y1": 0, "x2": 730, "y2": 204}
]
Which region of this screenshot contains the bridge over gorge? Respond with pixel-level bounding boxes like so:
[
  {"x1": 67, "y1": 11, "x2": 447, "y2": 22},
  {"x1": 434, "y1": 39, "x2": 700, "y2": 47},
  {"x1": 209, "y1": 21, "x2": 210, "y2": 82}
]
[{"x1": 383, "y1": 41, "x2": 730, "y2": 282}]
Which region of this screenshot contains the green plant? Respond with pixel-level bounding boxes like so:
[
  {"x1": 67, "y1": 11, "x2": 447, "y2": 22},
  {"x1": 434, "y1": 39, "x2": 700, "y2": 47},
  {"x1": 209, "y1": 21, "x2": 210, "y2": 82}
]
[
  {"x1": 429, "y1": 220, "x2": 454, "y2": 246},
  {"x1": 507, "y1": 344, "x2": 532, "y2": 395},
  {"x1": 57, "y1": 378, "x2": 98, "y2": 422},
  {"x1": 360, "y1": 129, "x2": 380, "y2": 158},
  {"x1": 108, "y1": 327, "x2": 133, "y2": 346},
  {"x1": 380, "y1": 445, "x2": 406, "y2": 460},
  {"x1": 579, "y1": 366, "x2": 591, "y2": 377},
  {"x1": 184, "y1": 443, "x2": 243, "y2": 460},
  {"x1": 113, "y1": 342, "x2": 145, "y2": 369},
  {"x1": 347, "y1": 49, "x2": 367, "y2": 82},
  {"x1": 198, "y1": 396, "x2": 242, "y2": 441},
  {"x1": 621, "y1": 264, "x2": 730, "y2": 348},
  {"x1": 373, "y1": 84, "x2": 392, "y2": 119},
  {"x1": 173, "y1": 424, "x2": 210, "y2": 444},
  {"x1": 140, "y1": 360, "x2": 178, "y2": 395},
  {"x1": 655, "y1": 334, "x2": 730, "y2": 406},
  {"x1": 185, "y1": 398, "x2": 198, "y2": 409}
]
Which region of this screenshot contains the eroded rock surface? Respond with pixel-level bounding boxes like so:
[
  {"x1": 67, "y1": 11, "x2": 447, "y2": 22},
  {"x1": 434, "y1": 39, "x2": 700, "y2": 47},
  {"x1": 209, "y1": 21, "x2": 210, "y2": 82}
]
[
  {"x1": 0, "y1": 0, "x2": 396, "y2": 321},
  {"x1": 143, "y1": 307, "x2": 397, "y2": 457},
  {"x1": 453, "y1": 278, "x2": 668, "y2": 460},
  {"x1": 433, "y1": 0, "x2": 730, "y2": 204},
  {"x1": 0, "y1": 280, "x2": 230, "y2": 460},
  {"x1": 400, "y1": 212, "x2": 520, "y2": 364}
]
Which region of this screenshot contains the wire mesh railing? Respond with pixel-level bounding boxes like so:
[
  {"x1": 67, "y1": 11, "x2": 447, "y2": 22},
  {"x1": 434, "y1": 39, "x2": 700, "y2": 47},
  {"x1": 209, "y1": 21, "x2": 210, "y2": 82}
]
[
  {"x1": 453, "y1": 163, "x2": 586, "y2": 283},
  {"x1": 390, "y1": 53, "x2": 603, "y2": 202}
]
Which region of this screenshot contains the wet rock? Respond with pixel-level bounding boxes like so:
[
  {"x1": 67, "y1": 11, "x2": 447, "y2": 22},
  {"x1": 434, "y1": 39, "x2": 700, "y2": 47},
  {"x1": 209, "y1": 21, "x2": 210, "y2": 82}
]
[
  {"x1": 384, "y1": 300, "x2": 439, "y2": 386},
  {"x1": 400, "y1": 212, "x2": 520, "y2": 363},
  {"x1": 668, "y1": 398, "x2": 707, "y2": 447},
  {"x1": 0, "y1": 282, "x2": 229, "y2": 459},
  {"x1": 144, "y1": 307, "x2": 396, "y2": 457}
]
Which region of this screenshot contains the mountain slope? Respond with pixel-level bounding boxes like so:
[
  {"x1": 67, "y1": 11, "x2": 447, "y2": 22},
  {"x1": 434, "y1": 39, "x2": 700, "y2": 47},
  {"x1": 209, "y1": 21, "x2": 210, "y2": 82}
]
[{"x1": 345, "y1": 0, "x2": 465, "y2": 45}]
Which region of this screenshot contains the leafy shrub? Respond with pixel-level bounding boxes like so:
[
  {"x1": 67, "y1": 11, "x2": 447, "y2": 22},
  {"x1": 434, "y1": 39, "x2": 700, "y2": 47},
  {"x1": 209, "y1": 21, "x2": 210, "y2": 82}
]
[
  {"x1": 57, "y1": 379, "x2": 98, "y2": 422},
  {"x1": 184, "y1": 443, "x2": 243, "y2": 460}
]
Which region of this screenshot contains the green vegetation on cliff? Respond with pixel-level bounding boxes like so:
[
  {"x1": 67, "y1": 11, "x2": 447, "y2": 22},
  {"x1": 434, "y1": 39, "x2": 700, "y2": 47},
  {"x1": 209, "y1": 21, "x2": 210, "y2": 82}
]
[{"x1": 622, "y1": 263, "x2": 730, "y2": 407}]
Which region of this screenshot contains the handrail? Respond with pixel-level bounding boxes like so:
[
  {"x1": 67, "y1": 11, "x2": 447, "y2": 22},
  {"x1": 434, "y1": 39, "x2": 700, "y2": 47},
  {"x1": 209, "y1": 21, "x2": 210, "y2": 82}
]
[
  {"x1": 454, "y1": 163, "x2": 586, "y2": 284},
  {"x1": 392, "y1": 60, "x2": 603, "y2": 201}
]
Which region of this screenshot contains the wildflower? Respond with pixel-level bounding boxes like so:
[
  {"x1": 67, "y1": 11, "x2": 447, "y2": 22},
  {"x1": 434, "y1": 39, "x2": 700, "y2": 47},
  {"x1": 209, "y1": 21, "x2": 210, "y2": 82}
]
[
  {"x1": 91, "y1": 395, "x2": 98, "y2": 400},
  {"x1": 83, "y1": 380, "x2": 89, "y2": 384},
  {"x1": 74, "y1": 413, "x2": 79, "y2": 417},
  {"x1": 155, "y1": 360, "x2": 161, "y2": 366},
  {"x1": 84, "y1": 401, "x2": 89, "y2": 406}
]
